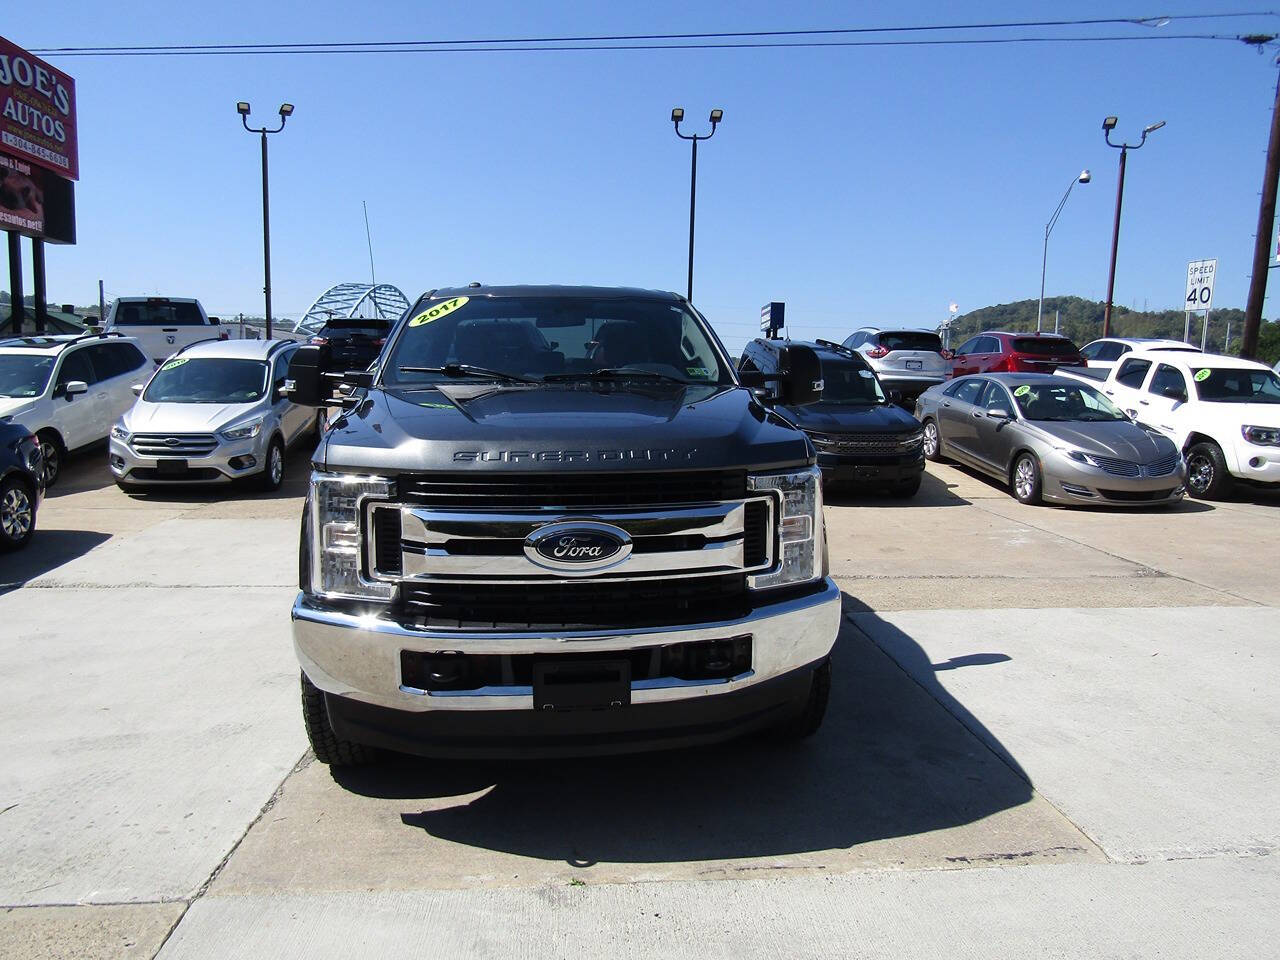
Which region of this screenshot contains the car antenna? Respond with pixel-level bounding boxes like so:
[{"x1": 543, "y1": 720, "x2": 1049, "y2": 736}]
[{"x1": 362, "y1": 201, "x2": 376, "y2": 288}]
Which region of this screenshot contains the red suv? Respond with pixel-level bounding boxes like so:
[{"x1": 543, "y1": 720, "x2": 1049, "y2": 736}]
[{"x1": 948, "y1": 331, "x2": 1085, "y2": 377}]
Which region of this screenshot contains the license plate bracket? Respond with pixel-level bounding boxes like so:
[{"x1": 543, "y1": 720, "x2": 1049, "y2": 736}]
[
  {"x1": 533, "y1": 660, "x2": 631, "y2": 711},
  {"x1": 905, "y1": 359, "x2": 923, "y2": 370},
  {"x1": 156, "y1": 459, "x2": 189, "y2": 476}
]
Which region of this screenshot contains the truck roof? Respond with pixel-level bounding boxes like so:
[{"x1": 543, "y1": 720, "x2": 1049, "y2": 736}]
[
  {"x1": 1124, "y1": 349, "x2": 1271, "y2": 371},
  {"x1": 423, "y1": 284, "x2": 683, "y2": 302}
]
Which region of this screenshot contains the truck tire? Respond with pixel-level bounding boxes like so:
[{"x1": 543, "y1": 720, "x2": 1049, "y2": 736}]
[
  {"x1": 300, "y1": 672, "x2": 378, "y2": 766},
  {"x1": 0, "y1": 475, "x2": 37, "y2": 550},
  {"x1": 1185, "y1": 441, "x2": 1234, "y2": 500},
  {"x1": 774, "y1": 660, "x2": 831, "y2": 740},
  {"x1": 36, "y1": 430, "x2": 63, "y2": 488}
]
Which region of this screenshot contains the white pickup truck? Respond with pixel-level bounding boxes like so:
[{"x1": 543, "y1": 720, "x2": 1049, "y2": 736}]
[
  {"x1": 1060, "y1": 350, "x2": 1280, "y2": 499},
  {"x1": 102, "y1": 297, "x2": 228, "y2": 366}
]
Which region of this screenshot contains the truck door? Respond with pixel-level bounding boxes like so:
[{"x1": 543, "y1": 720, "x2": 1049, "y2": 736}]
[
  {"x1": 1109, "y1": 357, "x2": 1153, "y2": 416},
  {"x1": 1139, "y1": 363, "x2": 1190, "y2": 438}
]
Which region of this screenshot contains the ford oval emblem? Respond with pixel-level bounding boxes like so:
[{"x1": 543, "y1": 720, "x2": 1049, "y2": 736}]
[{"x1": 524, "y1": 521, "x2": 632, "y2": 575}]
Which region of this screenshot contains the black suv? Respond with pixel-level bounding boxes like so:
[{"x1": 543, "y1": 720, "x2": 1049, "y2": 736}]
[{"x1": 739, "y1": 338, "x2": 925, "y2": 497}]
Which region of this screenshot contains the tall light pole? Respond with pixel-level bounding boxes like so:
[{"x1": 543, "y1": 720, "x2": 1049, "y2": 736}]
[
  {"x1": 238, "y1": 101, "x2": 294, "y2": 339},
  {"x1": 671, "y1": 107, "x2": 722, "y2": 302},
  {"x1": 1101, "y1": 115, "x2": 1164, "y2": 338},
  {"x1": 1038, "y1": 170, "x2": 1091, "y2": 332}
]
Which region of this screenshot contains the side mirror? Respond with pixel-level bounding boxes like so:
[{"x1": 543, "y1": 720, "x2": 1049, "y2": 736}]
[
  {"x1": 209, "y1": 317, "x2": 221, "y2": 325},
  {"x1": 65, "y1": 380, "x2": 88, "y2": 398},
  {"x1": 780, "y1": 345, "x2": 823, "y2": 405},
  {"x1": 987, "y1": 407, "x2": 1012, "y2": 420},
  {"x1": 738, "y1": 369, "x2": 765, "y2": 389},
  {"x1": 131, "y1": 383, "x2": 144, "y2": 397},
  {"x1": 1162, "y1": 386, "x2": 1187, "y2": 402},
  {"x1": 286, "y1": 344, "x2": 330, "y2": 406}
]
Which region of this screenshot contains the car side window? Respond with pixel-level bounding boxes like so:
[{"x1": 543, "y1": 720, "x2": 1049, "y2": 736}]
[
  {"x1": 1115, "y1": 357, "x2": 1152, "y2": 389},
  {"x1": 980, "y1": 381, "x2": 1013, "y2": 414},
  {"x1": 55, "y1": 348, "x2": 97, "y2": 390},
  {"x1": 86, "y1": 343, "x2": 135, "y2": 380},
  {"x1": 273, "y1": 348, "x2": 297, "y2": 392},
  {"x1": 116, "y1": 343, "x2": 148, "y2": 374},
  {"x1": 955, "y1": 338, "x2": 979, "y2": 356},
  {"x1": 977, "y1": 336, "x2": 1001, "y2": 353},
  {"x1": 1080, "y1": 342, "x2": 1102, "y2": 360},
  {"x1": 953, "y1": 379, "x2": 985, "y2": 405},
  {"x1": 1148, "y1": 363, "x2": 1188, "y2": 400}
]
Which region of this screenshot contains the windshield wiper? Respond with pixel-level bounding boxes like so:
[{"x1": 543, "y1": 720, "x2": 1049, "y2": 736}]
[
  {"x1": 397, "y1": 364, "x2": 537, "y2": 384},
  {"x1": 543, "y1": 368, "x2": 691, "y2": 385}
]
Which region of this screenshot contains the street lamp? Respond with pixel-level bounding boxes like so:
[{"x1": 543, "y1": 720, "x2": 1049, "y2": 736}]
[
  {"x1": 1101, "y1": 116, "x2": 1165, "y2": 337},
  {"x1": 671, "y1": 107, "x2": 723, "y2": 302},
  {"x1": 1037, "y1": 169, "x2": 1091, "y2": 332},
  {"x1": 238, "y1": 101, "x2": 294, "y2": 339}
]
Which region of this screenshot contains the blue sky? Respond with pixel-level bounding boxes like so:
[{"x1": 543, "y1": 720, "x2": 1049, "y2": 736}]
[{"x1": 5, "y1": 2, "x2": 1280, "y2": 352}]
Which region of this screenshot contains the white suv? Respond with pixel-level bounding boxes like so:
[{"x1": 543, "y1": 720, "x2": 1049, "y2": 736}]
[
  {"x1": 841, "y1": 327, "x2": 949, "y2": 401},
  {"x1": 0, "y1": 333, "x2": 152, "y2": 486}
]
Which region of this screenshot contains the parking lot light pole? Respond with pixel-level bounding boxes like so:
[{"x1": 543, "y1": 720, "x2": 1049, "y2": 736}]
[
  {"x1": 671, "y1": 107, "x2": 722, "y2": 302},
  {"x1": 238, "y1": 101, "x2": 294, "y2": 339},
  {"x1": 1101, "y1": 116, "x2": 1164, "y2": 338},
  {"x1": 1038, "y1": 170, "x2": 1091, "y2": 333}
]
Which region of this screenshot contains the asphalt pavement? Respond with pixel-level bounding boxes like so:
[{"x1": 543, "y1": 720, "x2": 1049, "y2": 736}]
[{"x1": 1, "y1": 447, "x2": 1276, "y2": 959}]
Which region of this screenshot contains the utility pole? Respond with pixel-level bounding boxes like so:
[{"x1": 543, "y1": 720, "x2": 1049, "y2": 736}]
[{"x1": 1240, "y1": 45, "x2": 1280, "y2": 360}]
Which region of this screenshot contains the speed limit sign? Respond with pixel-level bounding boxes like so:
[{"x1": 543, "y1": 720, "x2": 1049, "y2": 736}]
[{"x1": 1185, "y1": 259, "x2": 1216, "y2": 312}]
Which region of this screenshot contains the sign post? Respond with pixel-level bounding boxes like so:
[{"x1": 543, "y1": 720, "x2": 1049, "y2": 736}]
[{"x1": 1184, "y1": 259, "x2": 1216, "y2": 347}]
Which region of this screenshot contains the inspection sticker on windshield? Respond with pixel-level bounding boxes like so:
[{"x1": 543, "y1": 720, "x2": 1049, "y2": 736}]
[
  {"x1": 1194, "y1": 368, "x2": 1211, "y2": 382},
  {"x1": 161, "y1": 358, "x2": 189, "y2": 371},
  {"x1": 409, "y1": 296, "x2": 469, "y2": 327},
  {"x1": 686, "y1": 366, "x2": 710, "y2": 378},
  {"x1": 1014, "y1": 385, "x2": 1031, "y2": 397}
]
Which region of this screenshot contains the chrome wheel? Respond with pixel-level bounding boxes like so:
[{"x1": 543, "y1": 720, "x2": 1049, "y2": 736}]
[
  {"x1": 39, "y1": 439, "x2": 59, "y2": 486},
  {"x1": 1, "y1": 485, "x2": 33, "y2": 541},
  {"x1": 923, "y1": 421, "x2": 939, "y2": 458},
  {"x1": 269, "y1": 444, "x2": 284, "y2": 485},
  {"x1": 1014, "y1": 457, "x2": 1037, "y2": 501},
  {"x1": 1187, "y1": 452, "x2": 1213, "y2": 494}
]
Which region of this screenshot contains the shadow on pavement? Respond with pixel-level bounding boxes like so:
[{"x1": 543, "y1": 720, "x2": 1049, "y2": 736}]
[
  {"x1": 824, "y1": 469, "x2": 968, "y2": 508},
  {"x1": 45, "y1": 442, "x2": 115, "y2": 498},
  {"x1": 0, "y1": 528, "x2": 111, "y2": 593},
  {"x1": 331, "y1": 604, "x2": 1031, "y2": 866}
]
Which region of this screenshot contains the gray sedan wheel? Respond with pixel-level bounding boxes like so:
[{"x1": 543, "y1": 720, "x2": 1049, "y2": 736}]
[
  {"x1": 0, "y1": 478, "x2": 35, "y2": 550},
  {"x1": 1012, "y1": 453, "x2": 1043, "y2": 505},
  {"x1": 922, "y1": 419, "x2": 943, "y2": 462}
]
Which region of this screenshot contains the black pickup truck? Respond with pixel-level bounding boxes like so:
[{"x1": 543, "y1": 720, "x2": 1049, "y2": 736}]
[{"x1": 284, "y1": 284, "x2": 842, "y2": 764}]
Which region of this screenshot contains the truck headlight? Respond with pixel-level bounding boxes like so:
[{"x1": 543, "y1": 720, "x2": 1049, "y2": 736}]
[
  {"x1": 221, "y1": 418, "x2": 263, "y2": 441},
  {"x1": 747, "y1": 466, "x2": 824, "y2": 590},
  {"x1": 308, "y1": 471, "x2": 395, "y2": 602},
  {"x1": 1242, "y1": 425, "x2": 1280, "y2": 446}
]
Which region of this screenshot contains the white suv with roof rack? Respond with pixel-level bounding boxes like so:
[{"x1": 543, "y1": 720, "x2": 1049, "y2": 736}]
[
  {"x1": 841, "y1": 326, "x2": 949, "y2": 400},
  {"x1": 0, "y1": 332, "x2": 152, "y2": 486}
]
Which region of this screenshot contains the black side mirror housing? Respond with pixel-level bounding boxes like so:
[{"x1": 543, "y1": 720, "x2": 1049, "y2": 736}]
[
  {"x1": 286, "y1": 343, "x2": 330, "y2": 406},
  {"x1": 780, "y1": 345, "x2": 823, "y2": 405},
  {"x1": 1162, "y1": 386, "x2": 1187, "y2": 402}
]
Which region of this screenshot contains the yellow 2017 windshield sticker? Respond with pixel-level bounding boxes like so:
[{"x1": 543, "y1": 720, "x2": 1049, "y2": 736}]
[
  {"x1": 1013, "y1": 385, "x2": 1031, "y2": 397},
  {"x1": 1194, "y1": 368, "x2": 1211, "y2": 382},
  {"x1": 409, "y1": 296, "x2": 469, "y2": 327},
  {"x1": 161, "y1": 357, "x2": 189, "y2": 371}
]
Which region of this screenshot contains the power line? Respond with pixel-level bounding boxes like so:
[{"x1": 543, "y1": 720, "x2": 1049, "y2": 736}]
[{"x1": 29, "y1": 12, "x2": 1279, "y2": 56}]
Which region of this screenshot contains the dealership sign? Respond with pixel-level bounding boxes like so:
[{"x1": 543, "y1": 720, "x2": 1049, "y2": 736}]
[{"x1": 0, "y1": 35, "x2": 78, "y2": 180}]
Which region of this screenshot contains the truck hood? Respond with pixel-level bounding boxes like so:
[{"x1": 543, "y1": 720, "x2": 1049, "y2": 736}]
[
  {"x1": 1028, "y1": 419, "x2": 1176, "y2": 463},
  {"x1": 779, "y1": 401, "x2": 919, "y2": 434},
  {"x1": 124, "y1": 400, "x2": 261, "y2": 434},
  {"x1": 1188, "y1": 401, "x2": 1280, "y2": 429},
  {"x1": 322, "y1": 383, "x2": 811, "y2": 474}
]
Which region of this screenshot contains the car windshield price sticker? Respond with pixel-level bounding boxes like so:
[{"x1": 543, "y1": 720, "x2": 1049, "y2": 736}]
[
  {"x1": 161, "y1": 357, "x2": 188, "y2": 371},
  {"x1": 1185, "y1": 259, "x2": 1216, "y2": 312},
  {"x1": 409, "y1": 296, "x2": 469, "y2": 327},
  {"x1": 1194, "y1": 368, "x2": 1211, "y2": 382},
  {"x1": 1014, "y1": 385, "x2": 1031, "y2": 397}
]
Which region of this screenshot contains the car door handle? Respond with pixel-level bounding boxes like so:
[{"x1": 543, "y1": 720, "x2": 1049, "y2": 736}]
[
  {"x1": 971, "y1": 410, "x2": 983, "y2": 418},
  {"x1": 1138, "y1": 400, "x2": 1150, "y2": 406},
  {"x1": 942, "y1": 401, "x2": 952, "y2": 407}
]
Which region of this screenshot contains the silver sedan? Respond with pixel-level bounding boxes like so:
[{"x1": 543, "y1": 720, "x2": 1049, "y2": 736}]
[{"x1": 914, "y1": 373, "x2": 1186, "y2": 506}]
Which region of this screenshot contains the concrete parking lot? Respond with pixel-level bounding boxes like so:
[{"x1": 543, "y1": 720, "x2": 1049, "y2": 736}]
[{"x1": 2, "y1": 448, "x2": 1277, "y2": 958}]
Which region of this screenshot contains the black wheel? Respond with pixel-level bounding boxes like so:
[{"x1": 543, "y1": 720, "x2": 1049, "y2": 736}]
[
  {"x1": 1185, "y1": 442, "x2": 1234, "y2": 500},
  {"x1": 922, "y1": 418, "x2": 944, "y2": 462},
  {"x1": 36, "y1": 430, "x2": 63, "y2": 488},
  {"x1": 300, "y1": 672, "x2": 378, "y2": 766},
  {"x1": 1012, "y1": 452, "x2": 1043, "y2": 505},
  {"x1": 890, "y1": 476, "x2": 922, "y2": 498},
  {"x1": 257, "y1": 436, "x2": 285, "y2": 491},
  {"x1": 774, "y1": 661, "x2": 831, "y2": 740},
  {"x1": 0, "y1": 476, "x2": 36, "y2": 550}
]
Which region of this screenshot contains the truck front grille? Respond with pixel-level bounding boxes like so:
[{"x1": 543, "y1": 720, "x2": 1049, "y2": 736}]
[
  {"x1": 397, "y1": 469, "x2": 747, "y2": 509},
  {"x1": 399, "y1": 574, "x2": 749, "y2": 629}
]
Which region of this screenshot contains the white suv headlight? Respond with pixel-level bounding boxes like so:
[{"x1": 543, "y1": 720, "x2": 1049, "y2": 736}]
[
  {"x1": 308, "y1": 471, "x2": 395, "y2": 602},
  {"x1": 747, "y1": 466, "x2": 824, "y2": 590},
  {"x1": 221, "y1": 418, "x2": 264, "y2": 441}
]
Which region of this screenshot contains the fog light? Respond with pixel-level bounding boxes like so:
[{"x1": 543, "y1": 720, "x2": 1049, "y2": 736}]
[
  {"x1": 229, "y1": 455, "x2": 257, "y2": 470},
  {"x1": 1250, "y1": 457, "x2": 1264, "y2": 469},
  {"x1": 110, "y1": 455, "x2": 125, "y2": 469}
]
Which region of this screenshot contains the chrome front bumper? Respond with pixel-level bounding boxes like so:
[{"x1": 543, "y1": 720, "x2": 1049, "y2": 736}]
[{"x1": 292, "y1": 578, "x2": 841, "y2": 714}]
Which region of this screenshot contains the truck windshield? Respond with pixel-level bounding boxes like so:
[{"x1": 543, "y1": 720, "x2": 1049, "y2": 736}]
[
  {"x1": 113, "y1": 301, "x2": 205, "y2": 326},
  {"x1": 0, "y1": 355, "x2": 55, "y2": 397},
  {"x1": 1012, "y1": 383, "x2": 1126, "y2": 422},
  {"x1": 816, "y1": 362, "x2": 886, "y2": 404},
  {"x1": 383, "y1": 295, "x2": 730, "y2": 387},
  {"x1": 144, "y1": 358, "x2": 268, "y2": 404},
  {"x1": 1191, "y1": 368, "x2": 1280, "y2": 404}
]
